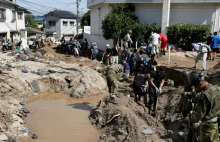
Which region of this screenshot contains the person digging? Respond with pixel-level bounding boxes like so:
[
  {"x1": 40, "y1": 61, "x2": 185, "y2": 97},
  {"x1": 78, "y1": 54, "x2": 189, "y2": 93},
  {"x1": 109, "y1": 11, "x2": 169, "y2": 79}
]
[
  {"x1": 132, "y1": 70, "x2": 150, "y2": 107},
  {"x1": 148, "y1": 66, "x2": 165, "y2": 117}
]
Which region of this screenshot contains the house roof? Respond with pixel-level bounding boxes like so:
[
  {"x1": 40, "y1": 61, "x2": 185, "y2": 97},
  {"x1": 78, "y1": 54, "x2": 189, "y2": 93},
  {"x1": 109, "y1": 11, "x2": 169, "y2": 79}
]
[
  {"x1": 44, "y1": 10, "x2": 77, "y2": 19},
  {"x1": 26, "y1": 27, "x2": 45, "y2": 34},
  {"x1": 0, "y1": 0, "x2": 31, "y2": 13}
]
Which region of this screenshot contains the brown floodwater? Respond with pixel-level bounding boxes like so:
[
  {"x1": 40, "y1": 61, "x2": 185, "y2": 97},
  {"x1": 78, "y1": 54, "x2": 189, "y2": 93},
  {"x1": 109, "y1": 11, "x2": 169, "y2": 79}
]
[{"x1": 17, "y1": 92, "x2": 107, "y2": 142}]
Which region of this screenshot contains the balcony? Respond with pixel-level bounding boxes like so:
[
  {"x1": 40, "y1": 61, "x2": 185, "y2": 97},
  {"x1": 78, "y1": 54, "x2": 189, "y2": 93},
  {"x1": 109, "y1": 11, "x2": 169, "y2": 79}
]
[{"x1": 87, "y1": 0, "x2": 220, "y2": 8}]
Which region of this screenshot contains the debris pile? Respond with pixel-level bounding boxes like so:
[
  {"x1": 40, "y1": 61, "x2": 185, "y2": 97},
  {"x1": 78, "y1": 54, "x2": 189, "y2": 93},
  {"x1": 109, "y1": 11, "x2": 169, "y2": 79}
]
[
  {"x1": 0, "y1": 96, "x2": 30, "y2": 141},
  {"x1": 206, "y1": 63, "x2": 220, "y2": 85},
  {"x1": 90, "y1": 94, "x2": 167, "y2": 142},
  {"x1": 0, "y1": 74, "x2": 31, "y2": 102},
  {"x1": 65, "y1": 68, "x2": 107, "y2": 98}
]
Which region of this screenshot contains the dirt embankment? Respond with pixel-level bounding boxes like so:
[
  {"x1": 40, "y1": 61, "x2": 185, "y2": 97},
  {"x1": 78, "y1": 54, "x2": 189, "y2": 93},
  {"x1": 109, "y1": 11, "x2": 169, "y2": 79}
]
[
  {"x1": 89, "y1": 85, "x2": 185, "y2": 142},
  {"x1": 206, "y1": 63, "x2": 220, "y2": 85}
]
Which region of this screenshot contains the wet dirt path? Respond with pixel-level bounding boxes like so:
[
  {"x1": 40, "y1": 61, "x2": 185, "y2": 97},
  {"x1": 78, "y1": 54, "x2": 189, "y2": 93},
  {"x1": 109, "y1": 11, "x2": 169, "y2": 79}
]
[{"x1": 18, "y1": 92, "x2": 107, "y2": 142}]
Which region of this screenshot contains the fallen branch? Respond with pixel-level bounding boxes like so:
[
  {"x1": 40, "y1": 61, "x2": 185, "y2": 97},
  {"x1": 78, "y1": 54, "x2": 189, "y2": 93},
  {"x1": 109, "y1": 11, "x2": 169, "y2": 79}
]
[{"x1": 105, "y1": 113, "x2": 120, "y2": 125}]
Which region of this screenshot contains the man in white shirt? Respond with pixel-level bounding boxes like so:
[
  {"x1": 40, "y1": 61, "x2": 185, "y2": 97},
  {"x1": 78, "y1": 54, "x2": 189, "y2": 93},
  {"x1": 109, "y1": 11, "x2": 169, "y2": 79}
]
[
  {"x1": 192, "y1": 43, "x2": 212, "y2": 71},
  {"x1": 150, "y1": 32, "x2": 161, "y2": 57},
  {"x1": 124, "y1": 30, "x2": 133, "y2": 48}
]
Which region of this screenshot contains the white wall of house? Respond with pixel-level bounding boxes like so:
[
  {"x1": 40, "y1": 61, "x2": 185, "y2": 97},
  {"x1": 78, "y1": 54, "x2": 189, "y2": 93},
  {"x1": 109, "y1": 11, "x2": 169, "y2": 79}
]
[
  {"x1": 44, "y1": 16, "x2": 77, "y2": 39},
  {"x1": 134, "y1": 3, "x2": 162, "y2": 26},
  {"x1": 60, "y1": 19, "x2": 77, "y2": 37},
  {"x1": 88, "y1": 1, "x2": 220, "y2": 49},
  {"x1": 90, "y1": 4, "x2": 111, "y2": 36},
  {"x1": 44, "y1": 15, "x2": 60, "y2": 35},
  {"x1": 0, "y1": 2, "x2": 26, "y2": 44}
]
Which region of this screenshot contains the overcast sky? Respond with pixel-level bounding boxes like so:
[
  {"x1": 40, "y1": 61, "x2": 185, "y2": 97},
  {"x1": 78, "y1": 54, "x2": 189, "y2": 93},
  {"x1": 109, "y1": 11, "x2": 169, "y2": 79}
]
[{"x1": 16, "y1": 0, "x2": 88, "y2": 16}]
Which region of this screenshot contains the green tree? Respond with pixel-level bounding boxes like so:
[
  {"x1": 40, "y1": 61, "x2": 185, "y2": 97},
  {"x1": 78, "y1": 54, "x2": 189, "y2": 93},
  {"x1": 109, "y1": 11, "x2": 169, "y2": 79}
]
[
  {"x1": 80, "y1": 10, "x2": 90, "y2": 27},
  {"x1": 25, "y1": 15, "x2": 38, "y2": 29},
  {"x1": 102, "y1": 3, "x2": 138, "y2": 43}
]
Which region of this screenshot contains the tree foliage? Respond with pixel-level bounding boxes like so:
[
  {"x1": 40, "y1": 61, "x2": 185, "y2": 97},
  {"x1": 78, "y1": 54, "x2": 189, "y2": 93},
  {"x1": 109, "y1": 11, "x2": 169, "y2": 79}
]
[
  {"x1": 25, "y1": 15, "x2": 38, "y2": 29},
  {"x1": 102, "y1": 3, "x2": 161, "y2": 44},
  {"x1": 80, "y1": 10, "x2": 90, "y2": 27},
  {"x1": 102, "y1": 3, "x2": 138, "y2": 43},
  {"x1": 167, "y1": 23, "x2": 210, "y2": 50}
]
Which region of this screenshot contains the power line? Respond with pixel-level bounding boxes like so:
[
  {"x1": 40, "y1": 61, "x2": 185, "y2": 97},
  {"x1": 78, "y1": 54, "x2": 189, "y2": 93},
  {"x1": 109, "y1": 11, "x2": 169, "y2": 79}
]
[
  {"x1": 18, "y1": 0, "x2": 50, "y2": 13},
  {"x1": 19, "y1": 0, "x2": 56, "y2": 10}
]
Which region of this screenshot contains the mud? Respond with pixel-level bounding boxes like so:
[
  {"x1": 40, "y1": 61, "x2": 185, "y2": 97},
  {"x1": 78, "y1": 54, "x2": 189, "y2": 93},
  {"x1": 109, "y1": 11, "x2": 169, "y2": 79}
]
[{"x1": 18, "y1": 92, "x2": 108, "y2": 142}]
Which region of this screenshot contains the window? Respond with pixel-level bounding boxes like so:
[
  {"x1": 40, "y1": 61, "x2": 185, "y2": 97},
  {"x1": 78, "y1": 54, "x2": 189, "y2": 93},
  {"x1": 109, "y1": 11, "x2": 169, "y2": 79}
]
[
  {"x1": 49, "y1": 21, "x2": 56, "y2": 26},
  {"x1": 18, "y1": 12, "x2": 23, "y2": 20},
  {"x1": 0, "y1": 9, "x2": 6, "y2": 19},
  {"x1": 70, "y1": 21, "x2": 74, "y2": 26},
  {"x1": 12, "y1": 11, "x2": 15, "y2": 20},
  {"x1": 63, "y1": 21, "x2": 68, "y2": 26}
]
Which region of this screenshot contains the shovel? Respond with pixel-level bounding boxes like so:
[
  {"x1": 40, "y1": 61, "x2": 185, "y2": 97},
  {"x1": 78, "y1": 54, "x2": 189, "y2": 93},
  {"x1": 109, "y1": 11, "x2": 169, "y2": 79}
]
[{"x1": 100, "y1": 52, "x2": 106, "y2": 64}]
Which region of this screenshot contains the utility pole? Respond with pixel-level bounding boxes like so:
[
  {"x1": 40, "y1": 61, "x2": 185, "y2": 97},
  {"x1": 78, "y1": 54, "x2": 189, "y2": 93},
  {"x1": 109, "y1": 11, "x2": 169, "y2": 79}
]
[{"x1": 76, "y1": 0, "x2": 80, "y2": 35}]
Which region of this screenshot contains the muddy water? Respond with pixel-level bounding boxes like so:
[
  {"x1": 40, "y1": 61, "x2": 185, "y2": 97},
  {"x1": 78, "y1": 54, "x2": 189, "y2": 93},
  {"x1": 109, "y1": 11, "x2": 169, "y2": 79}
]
[{"x1": 18, "y1": 92, "x2": 107, "y2": 142}]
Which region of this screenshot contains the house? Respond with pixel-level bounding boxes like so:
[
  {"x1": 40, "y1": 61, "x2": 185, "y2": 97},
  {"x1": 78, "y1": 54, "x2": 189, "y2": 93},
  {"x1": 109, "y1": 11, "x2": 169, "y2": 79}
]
[
  {"x1": 44, "y1": 10, "x2": 77, "y2": 39},
  {"x1": 34, "y1": 16, "x2": 44, "y2": 30},
  {"x1": 86, "y1": 0, "x2": 220, "y2": 50},
  {"x1": 0, "y1": 0, "x2": 30, "y2": 45}
]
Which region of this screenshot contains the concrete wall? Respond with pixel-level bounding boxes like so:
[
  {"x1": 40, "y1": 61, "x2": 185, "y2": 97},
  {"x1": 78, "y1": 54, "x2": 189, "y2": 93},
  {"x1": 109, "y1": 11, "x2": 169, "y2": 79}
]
[
  {"x1": 134, "y1": 3, "x2": 162, "y2": 26},
  {"x1": 90, "y1": 4, "x2": 112, "y2": 36},
  {"x1": 84, "y1": 33, "x2": 113, "y2": 51}
]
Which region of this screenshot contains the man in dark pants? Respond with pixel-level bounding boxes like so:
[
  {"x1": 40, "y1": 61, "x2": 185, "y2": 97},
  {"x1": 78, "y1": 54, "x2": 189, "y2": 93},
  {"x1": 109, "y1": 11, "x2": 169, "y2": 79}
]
[
  {"x1": 132, "y1": 71, "x2": 150, "y2": 107},
  {"x1": 148, "y1": 66, "x2": 165, "y2": 116}
]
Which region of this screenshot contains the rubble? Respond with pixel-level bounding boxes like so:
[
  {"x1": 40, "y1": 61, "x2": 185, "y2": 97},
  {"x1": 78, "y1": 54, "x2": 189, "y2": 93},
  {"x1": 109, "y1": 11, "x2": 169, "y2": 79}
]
[
  {"x1": 90, "y1": 95, "x2": 167, "y2": 142},
  {"x1": 65, "y1": 68, "x2": 107, "y2": 98},
  {"x1": 206, "y1": 63, "x2": 220, "y2": 85},
  {"x1": 0, "y1": 96, "x2": 29, "y2": 141}
]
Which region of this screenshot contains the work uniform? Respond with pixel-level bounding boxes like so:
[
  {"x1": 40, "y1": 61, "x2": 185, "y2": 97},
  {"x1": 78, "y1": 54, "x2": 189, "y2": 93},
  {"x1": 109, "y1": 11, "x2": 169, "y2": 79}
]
[
  {"x1": 178, "y1": 80, "x2": 194, "y2": 119},
  {"x1": 194, "y1": 43, "x2": 211, "y2": 70},
  {"x1": 132, "y1": 74, "x2": 149, "y2": 105},
  {"x1": 186, "y1": 84, "x2": 220, "y2": 142},
  {"x1": 105, "y1": 64, "x2": 124, "y2": 95},
  {"x1": 148, "y1": 71, "x2": 165, "y2": 114}
]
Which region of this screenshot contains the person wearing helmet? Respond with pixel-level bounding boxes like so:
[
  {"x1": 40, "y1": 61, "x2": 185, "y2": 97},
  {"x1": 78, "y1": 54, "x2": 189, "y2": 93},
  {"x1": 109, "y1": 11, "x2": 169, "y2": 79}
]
[
  {"x1": 184, "y1": 71, "x2": 220, "y2": 142},
  {"x1": 181, "y1": 70, "x2": 194, "y2": 92},
  {"x1": 192, "y1": 43, "x2": 211, "y2": 71},
  {"x1": 178, "y1": 71, "x2": 194, "y2": 121}
]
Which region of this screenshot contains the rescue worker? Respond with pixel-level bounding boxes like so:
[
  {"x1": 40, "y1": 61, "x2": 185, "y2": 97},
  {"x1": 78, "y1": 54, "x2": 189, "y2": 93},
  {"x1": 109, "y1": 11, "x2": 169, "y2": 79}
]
[
  {"x1": 148, "y1": 66, "x2": 166, "y2": 116},
  {"x1": 105, "y1": 64, "x2": 124, "y2": 96},
  {"x1": 178, "y1": 71, "x2": 194, "y2": 119},
  {"x1": 105, "y1": 44, "x2": 112, "y2": 65},
  {"x1": 192, "y1": 43, "x2": 212, "y2": 71},
  {"x1": 184, "y1": 71, "x2": 220, "y2": 142},
  {"x1": 132, "y1": 70, "x2": 150, "y2": 107}
]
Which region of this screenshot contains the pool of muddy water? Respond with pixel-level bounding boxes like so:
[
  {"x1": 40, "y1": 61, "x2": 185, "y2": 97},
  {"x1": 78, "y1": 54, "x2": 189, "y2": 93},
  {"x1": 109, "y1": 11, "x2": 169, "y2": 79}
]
[{"x1": 17, "y1": 92, "x2": 106, "y2": 142}]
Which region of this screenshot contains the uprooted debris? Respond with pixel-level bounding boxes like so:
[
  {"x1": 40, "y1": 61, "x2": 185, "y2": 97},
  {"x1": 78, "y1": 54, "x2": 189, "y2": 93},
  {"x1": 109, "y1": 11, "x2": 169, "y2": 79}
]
[
  {"x1": 0, "y1": 96, "x2": 30, "y2": 141},
  {"x1": 89, "y1": 94, "x2": 167, "y2": 142},
  {"x1": 206, "y1": 63, "x2": 220, "y2": 85}
]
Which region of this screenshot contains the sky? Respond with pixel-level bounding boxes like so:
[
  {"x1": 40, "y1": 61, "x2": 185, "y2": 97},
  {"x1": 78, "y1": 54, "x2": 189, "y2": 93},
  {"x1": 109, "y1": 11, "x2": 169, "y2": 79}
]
[{"x1": 16, "y1": 0, "x2": 89, "y2": 16}]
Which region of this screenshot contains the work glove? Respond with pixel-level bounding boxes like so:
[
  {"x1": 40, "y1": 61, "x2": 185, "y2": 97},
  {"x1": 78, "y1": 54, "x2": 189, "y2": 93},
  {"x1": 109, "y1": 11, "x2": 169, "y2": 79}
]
[
  {"x1": 159, "y1": 87, "x2": 162, "y2": 94},
  {"x1": 155, "y1": 87, "x2": 159, "y2": 94}
]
